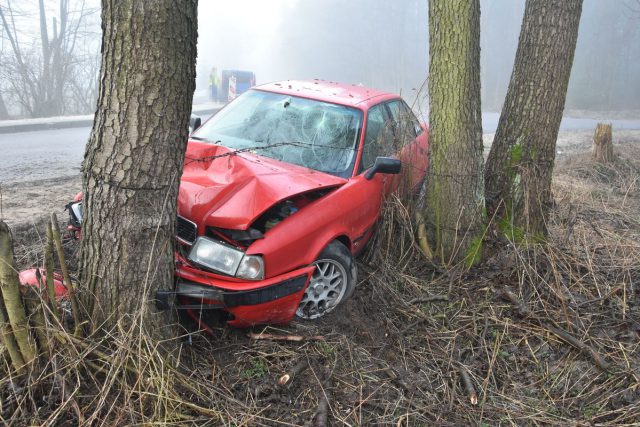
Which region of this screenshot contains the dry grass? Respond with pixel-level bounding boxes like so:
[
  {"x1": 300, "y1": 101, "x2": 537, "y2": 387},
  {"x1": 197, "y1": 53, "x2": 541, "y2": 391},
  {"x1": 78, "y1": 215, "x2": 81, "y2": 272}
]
[{"x1": 1, "y1": 145, "x2": 639, "y2": 425}]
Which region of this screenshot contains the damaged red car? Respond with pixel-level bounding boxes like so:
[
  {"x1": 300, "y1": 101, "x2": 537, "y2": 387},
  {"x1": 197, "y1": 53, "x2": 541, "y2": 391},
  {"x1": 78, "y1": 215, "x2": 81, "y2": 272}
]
[{"x1": 69, "y1": 80, "x2": 429, "y2": 328}]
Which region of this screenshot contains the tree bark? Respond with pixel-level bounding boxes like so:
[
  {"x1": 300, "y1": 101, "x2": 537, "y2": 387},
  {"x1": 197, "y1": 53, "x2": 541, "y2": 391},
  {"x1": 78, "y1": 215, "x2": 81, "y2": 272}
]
[
  {"x1": 592, "y1": 123, "x2": 613, "y2": 163},
  {"x1": 485, "y1": 0, "x2": 583, "y2": 239},
  {"x1": 79, "y1": 0, "x2": 197, "y2": 334},
  {"x1": 424, "y1": 0, "x2": 484, "y2": 266}
]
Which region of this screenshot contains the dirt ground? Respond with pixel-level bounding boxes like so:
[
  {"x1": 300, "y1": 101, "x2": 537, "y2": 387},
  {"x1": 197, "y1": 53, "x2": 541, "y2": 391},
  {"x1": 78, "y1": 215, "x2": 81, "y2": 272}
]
[{"x1": 1, "y1": 130, "x2": 639, "y2": 425}]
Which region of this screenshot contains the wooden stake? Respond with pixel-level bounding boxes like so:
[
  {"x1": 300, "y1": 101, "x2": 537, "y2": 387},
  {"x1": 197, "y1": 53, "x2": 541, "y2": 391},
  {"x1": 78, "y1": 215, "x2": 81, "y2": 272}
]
[
  {"x1": 22, "y1": 282, "x2": 49, "y2": 352},
  {"x1": 50, "y1": 213, "x2": 82, "y2": 336},
  {"x1": 0, "y1": 295, "x2": 26, "y2": 373},
  {"x1": 45, "y1": 222, "x2": 58, "y2": 319},
  {"x1": 592, "y1": 123, "x2": 613, "y2": 163},
  {"x1": 0, "y1": 221, "x2": 37, "y2": 364}
]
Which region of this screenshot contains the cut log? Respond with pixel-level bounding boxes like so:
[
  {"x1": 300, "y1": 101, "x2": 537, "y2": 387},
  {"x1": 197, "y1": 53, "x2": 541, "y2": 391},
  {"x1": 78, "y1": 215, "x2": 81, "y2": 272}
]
[{"x1": 592, "y1": 123, "x2": 613, "y2": 163}]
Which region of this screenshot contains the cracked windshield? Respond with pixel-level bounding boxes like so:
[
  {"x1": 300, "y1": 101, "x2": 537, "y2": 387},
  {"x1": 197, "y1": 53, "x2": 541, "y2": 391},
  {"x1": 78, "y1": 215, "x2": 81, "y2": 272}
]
[{"x1": 193, "y1": 90, "x2": 362, "y2": 177}]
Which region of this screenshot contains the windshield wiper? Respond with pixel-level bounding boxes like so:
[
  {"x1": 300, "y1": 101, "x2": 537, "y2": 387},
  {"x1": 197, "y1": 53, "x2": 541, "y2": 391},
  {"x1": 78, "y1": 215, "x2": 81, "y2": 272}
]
[
  {"x1": 184, "y1": 141, "x2": 358, "y2": 165},
  {"x1": 185, "y1": 141, "x2": 304, "y2": 164}
]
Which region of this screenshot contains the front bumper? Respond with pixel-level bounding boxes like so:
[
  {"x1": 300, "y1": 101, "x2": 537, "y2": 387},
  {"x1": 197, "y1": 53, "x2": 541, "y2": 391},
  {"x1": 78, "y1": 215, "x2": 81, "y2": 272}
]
[{"x1": 159, "y1": 261, "x2": 314, "y2": 327}]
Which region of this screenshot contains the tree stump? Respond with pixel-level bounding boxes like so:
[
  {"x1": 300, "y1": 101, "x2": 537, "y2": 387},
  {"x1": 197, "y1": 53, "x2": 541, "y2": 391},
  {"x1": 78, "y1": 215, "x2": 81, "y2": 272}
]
[{"x1": 592, "y1": 123, "x2": 613, "y2": 163}]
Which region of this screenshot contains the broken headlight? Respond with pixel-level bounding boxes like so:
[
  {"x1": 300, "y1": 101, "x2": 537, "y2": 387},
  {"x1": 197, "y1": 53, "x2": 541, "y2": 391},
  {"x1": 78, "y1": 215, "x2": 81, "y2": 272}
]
[
  {"x1": 236, "y1": 255, "x2": 264, "y2": 280},
  {"x1": 188, "y1": 237, "x2": 264, "y2": 280}
]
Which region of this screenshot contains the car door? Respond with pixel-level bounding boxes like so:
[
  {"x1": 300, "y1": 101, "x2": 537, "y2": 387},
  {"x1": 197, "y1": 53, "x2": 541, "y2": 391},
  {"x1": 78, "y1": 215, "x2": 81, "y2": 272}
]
[
  {"x1": 384, "y1": 99, "x2": 429, "y2": 192},
  {"x1": 345, "y1": 103, "x2": 395, "y2": 252}
]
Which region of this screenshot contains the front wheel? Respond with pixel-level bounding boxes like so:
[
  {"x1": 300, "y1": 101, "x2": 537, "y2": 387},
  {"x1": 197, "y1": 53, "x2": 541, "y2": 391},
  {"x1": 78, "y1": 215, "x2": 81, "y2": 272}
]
[{"x1": 296, "y1": 241, "x2": 356, "y2": 320}]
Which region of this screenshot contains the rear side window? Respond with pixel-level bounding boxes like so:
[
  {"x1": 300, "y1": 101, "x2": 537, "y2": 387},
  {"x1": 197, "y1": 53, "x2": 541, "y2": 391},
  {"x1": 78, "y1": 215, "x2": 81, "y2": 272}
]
[{"x1": 361, "y1": 104, "x2": 393, "y2": 171}]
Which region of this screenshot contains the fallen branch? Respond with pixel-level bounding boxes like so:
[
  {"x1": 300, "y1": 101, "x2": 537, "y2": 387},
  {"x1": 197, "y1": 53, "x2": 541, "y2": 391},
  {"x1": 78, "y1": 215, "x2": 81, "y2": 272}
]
[
  {"x1": 248, "y1": 332, "x2": 324, "y2": 342},
  {"x1": 457, "y1": 365, "x2": 477, "y2": 405},
  {"x1": 499, "y1": 287, "x2": 531, "y2": 318},
  {"x1": 545, "y1": 323, "x2": 611, "y2": 372},
  {"x1": 278, "y1": 359, "x2": 309, "y2": 386},
  {"x1": 407, "y1": 295, "x2": 449, "y2": 305},
  {"x1": 497, "y1": 284, "x2": 612, "y2": 372},
  {"x1": 314, "y1": 395, "x2": 328, "y2": 427}
]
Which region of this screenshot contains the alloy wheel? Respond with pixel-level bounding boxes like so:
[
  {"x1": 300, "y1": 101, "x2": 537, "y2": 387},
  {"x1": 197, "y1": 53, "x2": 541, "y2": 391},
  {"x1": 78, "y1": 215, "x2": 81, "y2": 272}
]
[{"x1": 296, "y1": 258, "x2": 348, "y2": 319}]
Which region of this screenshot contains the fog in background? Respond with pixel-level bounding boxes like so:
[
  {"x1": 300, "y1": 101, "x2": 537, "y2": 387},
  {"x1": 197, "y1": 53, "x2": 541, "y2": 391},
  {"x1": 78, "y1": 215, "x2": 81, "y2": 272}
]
[{"x1": 1, "y1": 0, "x2": 639, "y2": 120}]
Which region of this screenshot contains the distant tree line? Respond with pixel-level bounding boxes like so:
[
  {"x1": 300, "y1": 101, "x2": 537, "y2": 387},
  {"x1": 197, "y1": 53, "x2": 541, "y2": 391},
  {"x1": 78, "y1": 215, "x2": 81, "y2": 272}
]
[{"x1": 0, "y1": 0, "x2": 100, "y2": 119}]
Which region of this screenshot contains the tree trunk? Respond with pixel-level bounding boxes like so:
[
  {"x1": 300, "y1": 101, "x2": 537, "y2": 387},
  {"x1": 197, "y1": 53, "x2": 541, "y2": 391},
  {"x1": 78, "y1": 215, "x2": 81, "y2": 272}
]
[
  {"x1": 592, "y1": 123, "x2": 613, "y2": 163},
  {"x1": 79, "y1": 0, "x2": 197, "y2": 334},
  {"x1": 424, "y1": 0, "x2": 484, "y2": 266},
  {"x1": 0, "y1": 93, "x2": 9, "y2": 120},
  {"x1": 484, "y1": 0, "x2": 583, "y2": 239}
]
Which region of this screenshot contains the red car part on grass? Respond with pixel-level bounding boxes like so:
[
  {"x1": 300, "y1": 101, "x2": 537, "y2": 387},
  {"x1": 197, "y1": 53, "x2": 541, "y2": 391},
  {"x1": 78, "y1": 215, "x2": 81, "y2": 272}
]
[
  {"x1": 67, "y1": 80, "x2": 429, "y2": 328},
  {"x1": 18, "y1": 269, "x2": 68, "y2": 302}
]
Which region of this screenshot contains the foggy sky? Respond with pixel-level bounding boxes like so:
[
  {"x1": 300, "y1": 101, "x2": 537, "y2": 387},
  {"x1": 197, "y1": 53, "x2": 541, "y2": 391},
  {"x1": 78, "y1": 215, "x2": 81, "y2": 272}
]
[
  {"x1": 2, "y1": 0, "x2": 639, "y2": 118},
  {"x1": 196, "y1": 0, "x2": 640, "y2": 114}
]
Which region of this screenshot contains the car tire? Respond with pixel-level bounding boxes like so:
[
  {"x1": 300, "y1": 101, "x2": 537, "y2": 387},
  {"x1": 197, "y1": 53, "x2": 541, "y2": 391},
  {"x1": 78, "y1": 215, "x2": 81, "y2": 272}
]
[{"x1": 296, "y1": 241, "x2": 357, "y2": 320}]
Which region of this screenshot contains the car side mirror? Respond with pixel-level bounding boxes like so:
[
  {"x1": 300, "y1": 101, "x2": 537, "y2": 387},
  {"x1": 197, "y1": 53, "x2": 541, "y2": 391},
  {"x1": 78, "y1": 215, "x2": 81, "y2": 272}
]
[
  {"x1": 189, "y1": 115, "x2": 202, "y2": 134},
  {"x1": 365, "y1": 157, "x2": 401, "y2": 180}
]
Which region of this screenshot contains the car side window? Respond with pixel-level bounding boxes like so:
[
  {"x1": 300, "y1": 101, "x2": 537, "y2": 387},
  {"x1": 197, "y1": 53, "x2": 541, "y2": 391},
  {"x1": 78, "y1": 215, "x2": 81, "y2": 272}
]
[
  {"x1": 386, "y1": 100, "x2": 417, "y2": 147},
  {"x1": 400, "y1": 100, "x2": 424, "y2": 137},
  {"x1": 361, "y1": 104, "x2": 392, "y2": 171}
]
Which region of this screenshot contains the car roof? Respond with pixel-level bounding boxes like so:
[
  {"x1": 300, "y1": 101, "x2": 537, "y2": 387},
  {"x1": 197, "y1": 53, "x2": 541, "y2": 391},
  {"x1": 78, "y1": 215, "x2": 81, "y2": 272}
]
[{"x1": 255, "y1": 79, "x2": 398, "y2": 109}]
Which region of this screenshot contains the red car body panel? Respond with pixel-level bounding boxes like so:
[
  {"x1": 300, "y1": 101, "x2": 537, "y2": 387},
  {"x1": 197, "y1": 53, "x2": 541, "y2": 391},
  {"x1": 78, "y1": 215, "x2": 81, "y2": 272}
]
[
  {"x1": 18, "y1": 269, "x2": 68, "y2": 302},
  {"x1": 179, "y1": 142, "x2": 346, "y2": 230},
  {"x1": 257, "y1": 80, "x2": 396, "y2": 108},
  {"x1": 176, "y1": 260, "x2": 315, "y2": 326}
]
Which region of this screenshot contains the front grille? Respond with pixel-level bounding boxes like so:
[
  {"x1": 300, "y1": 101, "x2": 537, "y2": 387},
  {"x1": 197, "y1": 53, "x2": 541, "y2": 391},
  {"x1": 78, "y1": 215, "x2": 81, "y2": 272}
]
[{"x1": 176, "y1": 216, "x2": 197, "y2": 244}]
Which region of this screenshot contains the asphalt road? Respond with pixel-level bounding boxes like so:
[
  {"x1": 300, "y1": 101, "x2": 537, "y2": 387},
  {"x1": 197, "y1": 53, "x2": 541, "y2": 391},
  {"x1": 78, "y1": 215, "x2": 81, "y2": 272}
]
[
  {"x1": 0, "y1": 112, "x2": 215, "y2": 184},
  {"x1": 1, "y1": 126, "x2": 90, "y2": 184},
  {"x1": 1, "y1": 113, "x2": 638, "y2": 185}
]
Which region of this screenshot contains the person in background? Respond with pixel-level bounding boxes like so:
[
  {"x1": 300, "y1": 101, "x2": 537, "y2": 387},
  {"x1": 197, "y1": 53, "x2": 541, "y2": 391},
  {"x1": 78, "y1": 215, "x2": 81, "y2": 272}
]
[{"x1": 209, "y1": 67, "x2": 220, "y2": 102}]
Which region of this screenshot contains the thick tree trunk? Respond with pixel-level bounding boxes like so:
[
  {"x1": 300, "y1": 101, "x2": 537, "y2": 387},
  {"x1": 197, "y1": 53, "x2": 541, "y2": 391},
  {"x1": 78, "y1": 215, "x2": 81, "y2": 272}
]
[
  {"x1": 485, "y1": 0, "x2": 583, "y2": 239},
  {"x1": 79, "y1": 0, "x2": 197, "y2": 334},
  {"x1": 424, "y1": 0, "x2": 484, "y2": 266},
  {"x1": 592, "y1": 123, "x2": 613, "y2": 163}
]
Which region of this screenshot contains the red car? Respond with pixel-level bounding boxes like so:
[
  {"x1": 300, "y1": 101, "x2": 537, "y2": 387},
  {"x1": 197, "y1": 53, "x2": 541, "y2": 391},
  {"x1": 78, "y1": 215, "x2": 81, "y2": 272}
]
[{"x1": 69, "y1": 80, "x2": 429, "y2": 328}]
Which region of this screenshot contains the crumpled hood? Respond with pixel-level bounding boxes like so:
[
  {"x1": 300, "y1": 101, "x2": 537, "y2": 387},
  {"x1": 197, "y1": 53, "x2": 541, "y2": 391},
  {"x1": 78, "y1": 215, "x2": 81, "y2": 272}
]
[{"x1": 178, "y1": 141, "x2": 346, "y2": 230}]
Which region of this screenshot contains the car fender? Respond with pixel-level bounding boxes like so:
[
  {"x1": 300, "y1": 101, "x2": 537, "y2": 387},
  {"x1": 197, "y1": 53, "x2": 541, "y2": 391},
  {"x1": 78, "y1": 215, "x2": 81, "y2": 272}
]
[{"x1": 247, "y1": 175, "x2": 384, "y2": 278}]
